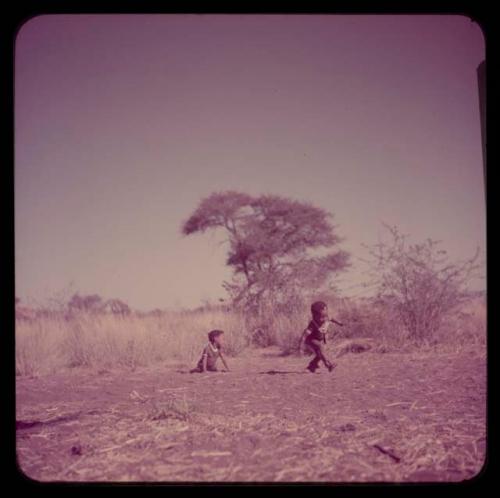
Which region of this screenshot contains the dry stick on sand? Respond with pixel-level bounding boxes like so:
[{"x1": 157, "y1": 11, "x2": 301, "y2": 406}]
[
  {"x1": 373, "y1": 444, "x2": 401, "y2": 463},
  {"x1": 16, "y1": 411, "x2": 82, "y2": 430}
]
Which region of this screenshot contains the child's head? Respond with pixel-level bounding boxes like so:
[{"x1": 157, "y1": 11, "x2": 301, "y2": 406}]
[
  {"x1": 208, "y1": 329, "x2": 224, "y2": 346},
  {"x1": 311, "y1": 301, "x2": 328, "y2": 325}
]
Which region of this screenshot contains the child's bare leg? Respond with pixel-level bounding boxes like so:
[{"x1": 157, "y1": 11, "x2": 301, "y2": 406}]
[
  {"x1": 307, "y1": 355, "x2": 320, "y2": 371},
  {"x1": 308, "y1": 340, "x2": 335, "y2": 371},
  {"x1": 306, "y1": 341, "x2": 321, "y2": 371},
  {"x1": 317, "y1": 343, "x2": 333, "y2": 368},
  {"x1": 190, "y1": 358, "x2": 205, "y2": 373}
]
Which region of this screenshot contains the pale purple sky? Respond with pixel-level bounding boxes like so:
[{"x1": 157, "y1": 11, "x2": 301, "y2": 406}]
[{"x1": 15, "y1": 14, "x2": 486, "y2": 310}]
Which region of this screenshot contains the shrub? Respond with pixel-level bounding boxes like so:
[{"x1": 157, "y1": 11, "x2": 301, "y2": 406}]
[{"x1": 362, "y1": 224, "x2": 483, "y2": 341}]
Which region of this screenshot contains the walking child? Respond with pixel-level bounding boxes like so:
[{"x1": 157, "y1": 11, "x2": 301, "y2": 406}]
[
  {"x1": 190, "y1": 329, "x2": 230, "y2": 373},
  {"x1": 299, "y1": 301, "x2": 343, "y2": 373}
]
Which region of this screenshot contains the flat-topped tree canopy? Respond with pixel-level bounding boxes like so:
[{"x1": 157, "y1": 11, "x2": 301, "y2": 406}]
[{"x1": 182, "y1": 191, "x2": 350, "y2": 309}]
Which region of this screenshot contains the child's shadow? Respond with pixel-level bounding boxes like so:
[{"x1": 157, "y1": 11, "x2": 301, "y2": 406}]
[
  {"x1": 258, "y1": 370, "x2": 307, "y2": 375},
  {"x1": 175, "y1": 369, "x2": 306, "y2": 375},
  {"x1": 176, "y1": 370, "x2": 228, "y2": 374}
]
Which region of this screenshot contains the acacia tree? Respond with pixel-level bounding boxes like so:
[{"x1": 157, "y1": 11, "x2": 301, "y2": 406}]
[
  {"x1": 68, "y1": 293, "x2": 104, "y2": 313},
  {"x1": 67, "y1": 293, "x2": 131, "y2": 315},
  {"x1": 182, "y1": 191, "x2": 350, "y2": 310},
  {"x1": 363, "y1": 224, "x2": 483, "y2": 340}
]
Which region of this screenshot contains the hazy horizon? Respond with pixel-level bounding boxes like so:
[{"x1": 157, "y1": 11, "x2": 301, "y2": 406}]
[{"x1": 15, "y1": 14, "x2": 486, "y2": 311}]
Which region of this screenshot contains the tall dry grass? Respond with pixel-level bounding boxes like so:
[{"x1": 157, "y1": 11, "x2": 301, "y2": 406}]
[
  {"x1": 15, "y1": 295, "x2": 486, "y2": 376},
  {"x1": 247, "y1": 293, "x2": 486, "y2": 356},
  {"x1": 16, "y1": 308, "x2": 248, "y2": 377},
  {"x1": 321, "y1": 295, "x2": 487, "y2": 354}
]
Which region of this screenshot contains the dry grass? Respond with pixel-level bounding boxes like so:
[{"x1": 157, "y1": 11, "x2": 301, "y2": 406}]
[
  {"x1": 15, "y1": 292, "x2": 486, "y2": 483},
  {"x1": 15, "y1": 295, "x2": 486, "y2": 377},
  {"x1": 323, "y1": 295, "x2": 486, "y2": 354},
  {"x1": 16, "y1": 346, "x2": 486, "y2": 482},
  {"x1": 16, "y1": 309, "x2": 247, "y2": 377}
]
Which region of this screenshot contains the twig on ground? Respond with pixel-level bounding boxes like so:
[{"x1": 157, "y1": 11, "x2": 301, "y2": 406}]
[{"x1": 373, "y1": 444, "x2": 401, "y2": 463}]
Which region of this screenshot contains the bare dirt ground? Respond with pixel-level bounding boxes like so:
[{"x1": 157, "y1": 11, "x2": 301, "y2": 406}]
[{"x1": 16, "y1": 346, "x2": 486, "y2": 483}]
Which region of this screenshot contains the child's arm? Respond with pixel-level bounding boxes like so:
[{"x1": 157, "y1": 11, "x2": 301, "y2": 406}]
[
  {"x1": 199, "y1": 347, "x2": 208, "y2": 372},
  {"x1": 218, "y1": 350, "x2": 230, "y2": 371}
]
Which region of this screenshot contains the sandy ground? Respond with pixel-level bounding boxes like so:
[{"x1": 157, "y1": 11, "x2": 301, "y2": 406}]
[{"x1": 16, "y1": 346, "x2": 486, "y2": 483}]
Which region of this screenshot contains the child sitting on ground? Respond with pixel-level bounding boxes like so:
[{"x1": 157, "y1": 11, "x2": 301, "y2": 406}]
[
  {"x1": 190, "y1": 329, "x2": 230, "y2": 373},
  {"x1": 299, "y1": 301, "x2": 343, "y2": 373}
]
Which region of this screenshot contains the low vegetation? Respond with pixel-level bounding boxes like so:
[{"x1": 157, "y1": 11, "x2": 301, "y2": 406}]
[{"x1": 16, "y1": 292, "x2": 485, "y2": 377}]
